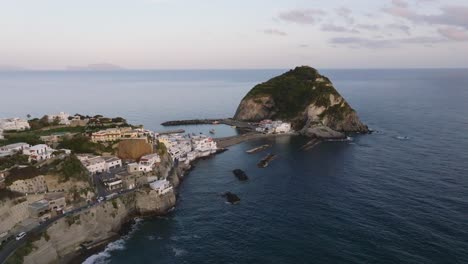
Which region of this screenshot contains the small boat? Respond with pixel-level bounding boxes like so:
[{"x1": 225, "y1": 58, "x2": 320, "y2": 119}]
[
  {"x1": 257, "y1": 153, "x2": 277, "y2": 168},
  {"x1": 246, "y1": 144, "x2": 270, "y2": 154},
  {"x1": 209, "y1": 129, "x2": 215, "y2": 134},
  {"x1": 212, "y1": 121, "x2": 220, "y2": 125}
]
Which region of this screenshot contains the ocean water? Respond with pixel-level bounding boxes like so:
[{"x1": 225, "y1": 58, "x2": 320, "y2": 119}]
[{"x1": 1, "y1": 69, "x2": 468, "y2": 264}]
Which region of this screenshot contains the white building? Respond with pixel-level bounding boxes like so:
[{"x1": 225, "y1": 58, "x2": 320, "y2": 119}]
[
  {"x1": 48, "y1": 112, "x2": 70, "y2": 125},
  {"x1": 273, "y1": 121, "x2": 291, "y2": 133},
  {"x1": 79, "y1": 155, "x2": 106, "y2": 174},
  {"x1": 23, "y1": 144, "x2": 55, "y2": 161},
  {"x1": 104, "y1": 156, "x2": 122, "y2": 171},
  {"x1": 191, "y1": 135, "x2": 217, "y2": 157},
  {"x1": 149, "y1": 180, "x2": 173, "y2": 195},
  {"x1": 138, "y1": 153, "x2": 161, "y2": 172},
  {"x1": 0, "y1": 142, "x2": 30, "y2": 153},
  {"x1": 0, "y1": 118, "x2": 30, "y2": 131},
  {"x1": 256, "y1": 120, "x2": 291, "y2": 134},
  {"x1": 0, "y1": 129, "x2": 4, "y2": 140}
]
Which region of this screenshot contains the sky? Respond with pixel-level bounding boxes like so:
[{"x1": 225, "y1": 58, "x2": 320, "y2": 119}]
[{"x1": 1, "y1": 0, "x2": 468, "y2": 70}]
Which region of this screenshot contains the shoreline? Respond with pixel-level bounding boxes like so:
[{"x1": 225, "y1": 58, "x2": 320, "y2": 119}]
[{"x1": 66, "y1": 151, "x2": 216, "y2": 263}]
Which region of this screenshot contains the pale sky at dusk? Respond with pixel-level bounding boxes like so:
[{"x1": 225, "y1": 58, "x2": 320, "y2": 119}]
[{"x1": 1, "y1": 0, "x2": 468, "y2": 70}]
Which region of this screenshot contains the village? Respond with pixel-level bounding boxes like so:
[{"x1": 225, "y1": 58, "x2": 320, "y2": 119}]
[{"x1": 0, "y1": 112, "x2": 292, "y2": 257}]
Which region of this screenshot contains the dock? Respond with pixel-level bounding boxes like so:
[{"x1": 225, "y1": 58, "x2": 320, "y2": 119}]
[
  {"x1": 161, "y1": 118, "x2": 256, "y2": 131},
  {"x1": 257, "y1": 153, "x2": 277, "y2": 168},
  {"x1": 246, "y1": 144, "x2": 270, "y2": 154},
  {"x1": 157, "y1": 129, "x2": 185, "y2": 135}
]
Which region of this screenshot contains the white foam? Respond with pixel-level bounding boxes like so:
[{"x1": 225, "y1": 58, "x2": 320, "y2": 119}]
[
  {"x1": 171, "y1": 246, "x2": 187, "y2": 257},
  {"x1": 82, "y1": 218, "x2": 143, "y2": 264}
]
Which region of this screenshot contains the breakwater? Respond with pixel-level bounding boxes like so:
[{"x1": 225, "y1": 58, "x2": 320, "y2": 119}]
[
  {"x1": 214, "y1": 132, "x2": 296, "y2": 148},
  {"x1": 161, "y1": 118, "x2": 256, "y2": 130}
]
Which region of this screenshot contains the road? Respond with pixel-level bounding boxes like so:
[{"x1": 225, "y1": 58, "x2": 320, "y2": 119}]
[{"x1": 0, "y1": 187, "x2": 136, "y2": 264}]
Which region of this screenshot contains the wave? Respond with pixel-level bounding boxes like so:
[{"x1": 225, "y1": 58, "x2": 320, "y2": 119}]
[
  {"x1": 396, "y1": 136, "x2": 410, "y2": 140},
  {"x1": 171, "y1": 246, "x2": 187, "y2": 257},
  {"x1": 82, "y1": 218, "x2": 143, "y2": 264}
]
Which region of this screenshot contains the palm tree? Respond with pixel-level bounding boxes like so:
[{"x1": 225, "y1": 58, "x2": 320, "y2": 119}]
[{"x1": 27, "y1": 114, "x2": 31, "y2": 119}]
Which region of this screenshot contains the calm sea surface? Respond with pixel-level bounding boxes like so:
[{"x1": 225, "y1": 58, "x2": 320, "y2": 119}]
[{"x1": 1, "y1": 69, "x2": 467, "y2": 264}]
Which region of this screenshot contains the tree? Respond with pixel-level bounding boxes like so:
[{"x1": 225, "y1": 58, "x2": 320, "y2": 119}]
[
  {"x1": 26, "y1": 114, "x2": 31, "y2": 119},
  {"x1": 39, "y1": 115, "x2": 50, "y2": 127},
  {"x1": 52, "y1": 116, "x2": 61, "y2": 126}
]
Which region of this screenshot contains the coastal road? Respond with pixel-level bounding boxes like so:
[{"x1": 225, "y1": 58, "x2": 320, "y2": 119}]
[{"x1": 0, "y1": 188, "x2": 136, "y2": 264}]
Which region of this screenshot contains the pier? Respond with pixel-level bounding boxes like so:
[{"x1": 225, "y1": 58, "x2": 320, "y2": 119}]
[{"x1": 161, "y1": 118, "x2": 256, "y2": 130}]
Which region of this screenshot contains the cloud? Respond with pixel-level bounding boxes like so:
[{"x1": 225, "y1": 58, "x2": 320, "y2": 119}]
[
  {"x1": 263, "y1": 28, "x2": 287, "y2": 36},
  {"x1": 278, "y1": 9, "x2": 326, "y2": 25},
  {"x1": 321, "y1": 24, "x2": 359, "y2": 33},
  {"x1": 385, "y1": 2, "x2": 468, "y2": 29},
  {"x1": 330, "y1": 36, "x2": 444, "y2": 48},
  {"x1": 335, "y1": 7, "x2": 354, "y2": 24},
  {"x1": 438, "y1": 27, "x2": 468, "y2": 41},
  {"x1": 386, "y1": 23, "x2": 411, "y2": 34},
  {"x1": 355, "y1": 24, "x2": 380, "y2": 31},
  {"x1": 392, "y1": 0, "x2": 408, "y2": 8}
]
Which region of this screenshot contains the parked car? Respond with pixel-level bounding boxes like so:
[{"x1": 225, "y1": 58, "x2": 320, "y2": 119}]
[{"x1": 15, "y1": 232, "x2": 26, "y2": 241}]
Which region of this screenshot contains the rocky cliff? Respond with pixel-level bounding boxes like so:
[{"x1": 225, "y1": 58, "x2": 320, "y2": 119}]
[
  {"x1": 20, "y1": 152, "x2": 180, "y2": 264},
  {"x1": 234, "y1": 66, "x2": 368, "y2": 138},
  {"x1": 22, "y1": 189, "x2": 176, "y2": 264}
]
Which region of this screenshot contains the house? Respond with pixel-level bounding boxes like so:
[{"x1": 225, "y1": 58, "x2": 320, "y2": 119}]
[
  {"x1": 90, "y1": 127, "x2": 148, "y2": 143},
  {"x1": 79, "y1": 155, "x2": 106, "y2": 174},
  {"x1": 101, "y1": 174, "x2": 123, "y2": 191},
  {"x1": 28, "y1": 192, "x2": 66, "y2": 218},
  {"x1": 104, "y1": 156, "x2": 122, "y2": 171},
  {"x1": 127, "y1": 162, "x2": 140, "y2": 174},
  {"x1": 149, "y1": 180, "x2": 173, "y2": 195},
  {"x1": 91, "y1": 128, "x2": 122, "y2": 142},
  {"x1": 256, "y1": 120, "x2": 291, "y2": 134},
  {"x1": 23, "y1": 144, "x2": 55, "y2": 161},
  {"x1": 273, "y1": 121, "x2": 291, "y2": 133},
  {"x1": 45, "y1": 192, "x2": 66, "y2": 214},
  {"x1": 138, "y1": 153, "x2": 161, "y2": 172},
  {"x1": 0, "y1": 129, "x2": 4, "y2": 140},
  {"x1": 0, "y1": 118, "x2": 30, "y2": 131},
  {"x1": 28, "y1": 200, "x2": 50, "y2": 218},
  {"x1": 0, "y1": 143, "x2": 30, "y2": 154},
  {"x1": 116, "y1": 171, "x2": 137, "y2": 190},
  {"x1": 191, "y1": 135, "x2": 217, "y2": 157},
  {"x1": 47, "y1": 112, "x2": 70, "y2": 125}
]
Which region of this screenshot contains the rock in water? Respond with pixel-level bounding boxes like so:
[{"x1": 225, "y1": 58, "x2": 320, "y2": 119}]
[
  {"x1": 233, "y1": 66, "x2": 368, "y2": 139},
  {"x1": 232, "y1": 169, "x2": 248, "y2": 181},
  {"x1": 223, "y1": 192, "x2": 241, "y2": 204}
]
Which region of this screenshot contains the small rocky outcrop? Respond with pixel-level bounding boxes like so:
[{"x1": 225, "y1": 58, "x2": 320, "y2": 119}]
[
  {"x1": 234, "y1": 66, "x2": 368, "y2": 139},
  {"x1": 223, "y1": 192, "x2": 240, "y2": 204},
  {"x1": 232, "y1": 169, "x2": 248, "y2": 181}
]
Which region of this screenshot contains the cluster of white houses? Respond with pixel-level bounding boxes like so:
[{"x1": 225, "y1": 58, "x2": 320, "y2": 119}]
[
  {"x1": 255, "y1": 120, "x2": 292, "y2": 134},
  {"x1": 0, "y1": 117, "x2": 30, "y2": 132},
  {"x1": 77, "y1": 154, "x2": 123, "y2": 174},
  {"x1": 158, "y1": 133, "x2": 218, "y2": 164},
  {"x1": 0, "y1": 142, "x2": 69, "y2": 161}
]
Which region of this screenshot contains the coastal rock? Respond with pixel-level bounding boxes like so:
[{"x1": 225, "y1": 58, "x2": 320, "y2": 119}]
[
  {"x1": 232, "y1": 169, "x2": 248, "y2": 181},
  {"x1": 223, "y1": 192, "x2": 240, "y2": 204},
  {"x1": 23, "y1": 189, "x2": 177, "y2": 264},
  {"x1": 233, "y1": 66, "x2": 368, "y2": 139}
]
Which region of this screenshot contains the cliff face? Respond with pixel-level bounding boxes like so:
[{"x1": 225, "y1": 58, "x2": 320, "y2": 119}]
[
  {"x1": 234, "y1": 66, "x2": 368, "y2": 138},
  {"x1": 23, "y1": 189, "x2": 176, "y2": 264}
]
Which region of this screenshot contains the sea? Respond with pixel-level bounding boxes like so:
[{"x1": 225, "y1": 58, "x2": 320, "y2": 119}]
[{"x1": 0, "y1": 69, "x2": 467, "y2": 264}]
